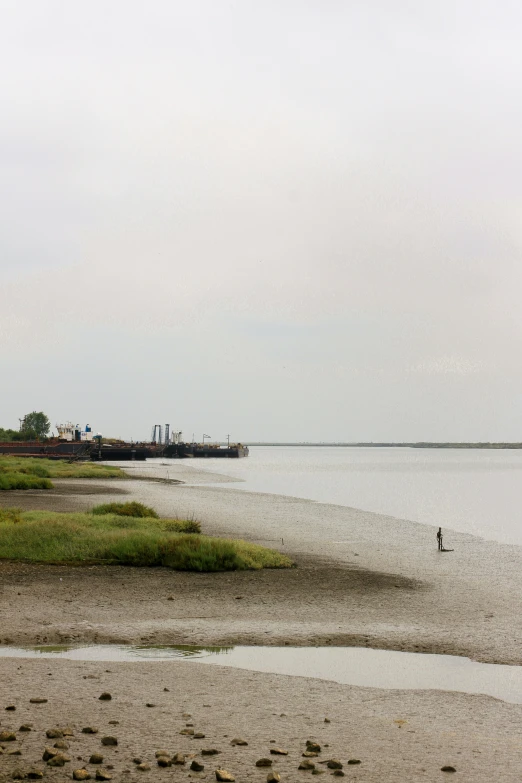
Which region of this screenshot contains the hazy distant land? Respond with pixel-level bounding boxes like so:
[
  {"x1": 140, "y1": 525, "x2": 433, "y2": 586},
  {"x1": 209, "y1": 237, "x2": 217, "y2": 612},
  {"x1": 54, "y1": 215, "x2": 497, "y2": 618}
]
[{"x1": 247, "y1": 442, "x2": 522, "y2": 448}]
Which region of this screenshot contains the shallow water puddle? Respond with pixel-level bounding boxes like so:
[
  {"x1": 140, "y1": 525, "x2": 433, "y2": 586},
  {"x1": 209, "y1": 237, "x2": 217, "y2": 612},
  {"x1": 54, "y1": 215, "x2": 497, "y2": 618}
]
[{"x1": 0, "y1": 644, "x2": 520, "y2": 704}]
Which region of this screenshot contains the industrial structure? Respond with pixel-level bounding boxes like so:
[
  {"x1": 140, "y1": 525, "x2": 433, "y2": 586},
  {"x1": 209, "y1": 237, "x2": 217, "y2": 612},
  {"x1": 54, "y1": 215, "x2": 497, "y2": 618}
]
[{"x1": 0, "y1": 420, "x2": 248, "y2": 460}]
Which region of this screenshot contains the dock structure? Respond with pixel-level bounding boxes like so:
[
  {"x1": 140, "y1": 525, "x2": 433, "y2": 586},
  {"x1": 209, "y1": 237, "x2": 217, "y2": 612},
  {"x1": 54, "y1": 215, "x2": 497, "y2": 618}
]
[{"x1": 0, "y1": 440, "x2": 248, "y2": 461}]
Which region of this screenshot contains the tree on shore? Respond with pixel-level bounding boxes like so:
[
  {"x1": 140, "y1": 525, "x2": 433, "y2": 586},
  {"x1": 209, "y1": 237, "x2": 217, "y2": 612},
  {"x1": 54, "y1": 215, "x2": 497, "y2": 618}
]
[
  {"x1": 21, "y1": 411, "x2": 51, "y2": 440},
  {"x1": 0, "y1": 428, "x2": 21, "y2": 442}
]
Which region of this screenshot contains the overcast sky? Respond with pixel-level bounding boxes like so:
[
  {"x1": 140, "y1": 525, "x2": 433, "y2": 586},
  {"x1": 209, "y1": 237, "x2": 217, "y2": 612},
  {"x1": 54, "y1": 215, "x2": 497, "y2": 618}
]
[{"x1": 2, "y1": 1, "x2": 522, "y2": 442}]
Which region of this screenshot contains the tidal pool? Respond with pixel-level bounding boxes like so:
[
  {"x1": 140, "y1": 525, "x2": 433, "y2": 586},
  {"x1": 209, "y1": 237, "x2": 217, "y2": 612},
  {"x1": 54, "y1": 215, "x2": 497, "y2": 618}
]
[{"x1": 0, "y1": 644, "x2": 520, "y2": 705}]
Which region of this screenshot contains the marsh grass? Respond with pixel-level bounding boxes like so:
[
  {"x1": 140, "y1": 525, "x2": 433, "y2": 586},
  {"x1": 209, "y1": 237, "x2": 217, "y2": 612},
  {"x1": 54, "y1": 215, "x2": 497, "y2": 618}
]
[
  {"x1": 92, "y1": 501, "x2": 159, "y2": 518},
  {"x1": 0, "y1": 456, "x2": 124, "y2": 490},
  {"x1": 0, "y1": 510, "x2": 292, "y2": 571}
]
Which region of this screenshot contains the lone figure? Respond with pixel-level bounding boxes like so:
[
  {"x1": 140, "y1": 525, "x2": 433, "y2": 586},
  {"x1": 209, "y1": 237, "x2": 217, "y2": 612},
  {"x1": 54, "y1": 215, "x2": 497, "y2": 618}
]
[{"x1": 437, "y1": 527, "x2": 443, "y2": 551}]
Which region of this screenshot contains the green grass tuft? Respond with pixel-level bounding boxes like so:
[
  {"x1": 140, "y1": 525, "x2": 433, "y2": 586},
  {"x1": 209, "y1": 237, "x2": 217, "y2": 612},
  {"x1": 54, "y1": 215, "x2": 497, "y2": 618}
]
[
  {"x1": 0, "y1": 473, "x2": 53, "y2": 490},
  {"x1": 0, "y1": 456, "x2": 124, "y2": 491},
  {"x1": 0, "y1": 510, "x2": 292, "y2": 571},
  {"x1": 92, "y1": 501, "x2": 159, "y2": 518}
]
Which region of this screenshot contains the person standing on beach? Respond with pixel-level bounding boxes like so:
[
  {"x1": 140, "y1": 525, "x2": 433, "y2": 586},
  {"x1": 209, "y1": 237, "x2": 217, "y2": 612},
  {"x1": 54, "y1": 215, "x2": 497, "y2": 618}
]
[{"x1": 437, "y1": 527, "x2": 443, "y2": 550}]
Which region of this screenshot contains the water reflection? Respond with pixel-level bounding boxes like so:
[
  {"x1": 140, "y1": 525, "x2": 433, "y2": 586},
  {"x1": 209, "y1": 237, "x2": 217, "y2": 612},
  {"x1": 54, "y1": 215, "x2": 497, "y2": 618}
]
[{"x1": 0, "y1": 643, "x2": 521, "y2": 704}]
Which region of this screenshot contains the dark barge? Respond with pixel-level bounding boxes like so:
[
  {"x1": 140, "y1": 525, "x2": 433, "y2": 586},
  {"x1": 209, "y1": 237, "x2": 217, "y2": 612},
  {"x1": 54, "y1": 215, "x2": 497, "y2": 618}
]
[{"x1": 0, "y1": 440, "x2": 248, "y2": 461}]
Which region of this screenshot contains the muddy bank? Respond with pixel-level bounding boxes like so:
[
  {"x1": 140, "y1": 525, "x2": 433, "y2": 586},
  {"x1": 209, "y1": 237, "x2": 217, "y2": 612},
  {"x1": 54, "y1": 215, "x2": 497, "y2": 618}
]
[
  {"x1": 0, "y1": 656, "x2": 521, "y2": 783},
  {"x1": 0, "y1": 473, "x2": 521, "y2": 663}
]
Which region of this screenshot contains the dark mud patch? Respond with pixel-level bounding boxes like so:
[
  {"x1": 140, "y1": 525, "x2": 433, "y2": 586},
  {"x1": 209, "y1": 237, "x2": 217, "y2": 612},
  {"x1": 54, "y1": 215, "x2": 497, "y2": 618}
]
[{"x1": 0, "y1": 482, "x2": 130, "y2": 512}]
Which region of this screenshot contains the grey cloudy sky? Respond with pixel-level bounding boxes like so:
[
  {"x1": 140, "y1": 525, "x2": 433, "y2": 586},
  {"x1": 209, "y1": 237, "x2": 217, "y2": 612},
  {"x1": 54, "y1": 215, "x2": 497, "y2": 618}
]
[{"x1": 2, "y1": 0, "x2": 522, "y2": 441}]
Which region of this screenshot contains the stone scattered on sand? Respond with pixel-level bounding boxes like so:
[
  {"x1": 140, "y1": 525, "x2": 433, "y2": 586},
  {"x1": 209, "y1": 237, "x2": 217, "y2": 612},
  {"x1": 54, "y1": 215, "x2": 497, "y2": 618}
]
[
  {"x1": 324, "y1": 718, "x2": 330, "y2": 723},
  {"x1": 89, "y1": 755, "x2": 104, "y2": 765},
  {"x1": 11, "y1": 769, "x2": 26, "y2": 780},
  {"x1": 82, "y1": 727, "x2": 99, "y2": 734},
  {"x1": 145, "y1": 703, "x2": 155, "y2": 708},
  {"x1": 99, "y1": 693, "x2": 112, "y2": 701},
  {"x1": 441, "y1": 767, "x2": 456, "y2": 773},
  {"x1": 298, "y1": 760, "x2": 316, "y2": 770},
  {"x1": 163, "y1": 688, "x2": 170, "y2": 692},
  {"x1": 73, "y1": 770, "x2": 91, "y2": 781},
  {"x1": 230, "y1": 739, "x2": 248, "y2": 746},
  {"x1": 108, "y1": 721, "x2": 119, "y2": 725},
  {"x1": 155, "y1": 751, "x2": 170, "y2": 758},
  {"x1": 202, "y1": 749, "x2": 221, "y2": 756},
  {"x1": 45, "y1": 729, "x2": 63, "y2": 739},
  {"x1": 5, "y1": 705, "x2": 16, "y2": 711},
  {"x1": 332, "y1": 772, "x2": 345, "y2": 778},
  {"x1": 61, "y1": 727, "x2": 75, "y2": 736},
  {"x1": 311, "y1": 771, "x2": 325, "y2": 776},
  {"x1": 182, "y1": 713, "x2": 192, "y2": 718},
  {"x1": 19, "y1": 725, "x2": 32, "y2": 732},
  {"x1": 180, "y1": 728, "x2": 194, "y2": 735},
  {"x1": 101, "y1": 737, "x2": 118, "y2": 746},
  {"x1": 256, "y1": 759, "x2": 273, "y2": 768},
  {"x1": 303, "y1": 752, "x2": 319, "y2": 758},
  {"x1": 306, "y1": 742, "x2": 321, "y2": 753},
  {"x1": 137, "y1": 764, "x2": 150, "y2": 771},
  {"x1": 215, "y1": 771, "x2": 235, "y2": 782},
  {"x1": 42, "y1": 748, "x2": 58, "y2": 761},
  {"x1": 95, "y1": 770, "x2": 112, "y2": 780},
  {"x1": 190, "y1": 761, "x2": 205, "y2": 772},
  {"x1": 0, "y1": 732, "x2": 17, "y2": 742},
  {"x1": 47, "y1": 753, "x2": 71, "y2": 767},
  {"x1": 267, "y1": 773, "x2": 281, "y2": 783},
  {"x1": 27, "y1": 770, "x2": 44, "y2": 779},
  {"x1": 270, "y1": 748, "x2": 288, "y2": 756},
  {"x1": 7, "y1": 749, "x2": 22, "y2": 756},
  {"x1": 54, "y1": 741, "x2": 69, "y2": 750},
  {"x1": 347, "y1": 759, "x2": 361, "y2": 765},
  {"x1": 326, "y1": 760, "x2": 343, "y2": 770},
  {"x1": 172, "y1": 753, "x2": 186, "y2": 765},
  {"x1": 194, "y1": 732, "x2": 205, "y2": 739},
  {"x1": 29, "y1": 698, "x2": 47, "y2": 704},
  {"x1": 156, "y1": 757, "x2": 172, "y2": 768}
]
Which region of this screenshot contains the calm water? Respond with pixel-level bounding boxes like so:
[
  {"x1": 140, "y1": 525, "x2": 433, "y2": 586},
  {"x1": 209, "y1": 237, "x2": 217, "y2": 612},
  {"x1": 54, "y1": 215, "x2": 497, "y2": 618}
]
[
  {"x1": 1, "y1": 644, "x2": 520, "y2": 704},
  {"x1": 153, "y1": 447, "x2": 522, "y2": 546}
]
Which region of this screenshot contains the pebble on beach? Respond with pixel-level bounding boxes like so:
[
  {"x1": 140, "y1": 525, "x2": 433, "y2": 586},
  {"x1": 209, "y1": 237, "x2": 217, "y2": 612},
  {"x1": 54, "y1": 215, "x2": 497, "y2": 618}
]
[
  {"x1": 73, "y1": 770, "x2": 91, "y2": 781},
  {"x1": 215, "y1": 770, "x2": 235, "y2": 782},
  {"x1": 100, "y1": 737, "x2": 118, "y2": 746}
]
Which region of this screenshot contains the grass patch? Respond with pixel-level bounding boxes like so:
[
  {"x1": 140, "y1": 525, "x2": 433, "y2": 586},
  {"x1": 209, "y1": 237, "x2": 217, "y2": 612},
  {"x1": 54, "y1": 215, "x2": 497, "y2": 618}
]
[
  {"x1": 0, "y1": 510, "x2": 292, "y2": 571},
  {"x1": 0, "y1": 456, "x2": 124, "y2": 491},
  {"x1": 0, "y1": 473, "x2": 53, "y2": 490},
  {"x1": 92, "y1": 501, "x2": 159, "y2": 518}
]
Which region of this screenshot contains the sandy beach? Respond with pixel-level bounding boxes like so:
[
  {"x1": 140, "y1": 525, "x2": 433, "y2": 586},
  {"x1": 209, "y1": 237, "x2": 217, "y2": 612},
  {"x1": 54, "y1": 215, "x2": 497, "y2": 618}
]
[{"x1": 1, "y1": 464, "x2": 522, "y2": 781}]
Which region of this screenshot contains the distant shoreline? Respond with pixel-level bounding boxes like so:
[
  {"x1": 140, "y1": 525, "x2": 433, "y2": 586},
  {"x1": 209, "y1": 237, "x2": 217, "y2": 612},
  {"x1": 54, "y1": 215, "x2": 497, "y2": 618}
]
[{"x1": 246, "y1": 442, "x2": 522, "y2": 449}]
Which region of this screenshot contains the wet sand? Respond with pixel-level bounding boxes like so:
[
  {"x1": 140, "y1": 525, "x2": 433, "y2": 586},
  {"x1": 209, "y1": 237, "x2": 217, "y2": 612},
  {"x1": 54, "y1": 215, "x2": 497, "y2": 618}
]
[
  {"x1": 1, "y1": 466, "x2": 520, "y2": 664},
  {"x1": 1, "y1": 466, "x2": 522, "y2": 781},
  {"x1": 1, "y1": 655, "x2": 522, "y2": 783}
]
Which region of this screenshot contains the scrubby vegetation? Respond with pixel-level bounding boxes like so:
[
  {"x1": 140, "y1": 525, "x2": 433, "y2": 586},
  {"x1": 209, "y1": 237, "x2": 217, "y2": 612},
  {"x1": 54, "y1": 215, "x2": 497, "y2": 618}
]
[
  {"x1": 0, "y1": 456, "x2": 124, "y2": 490},
  {"x1": 92, "y1": 501, "x2": 159, "y2": 518},
  {"x1": 0, "y1": 509, "x2": 292, "y2": 571}
]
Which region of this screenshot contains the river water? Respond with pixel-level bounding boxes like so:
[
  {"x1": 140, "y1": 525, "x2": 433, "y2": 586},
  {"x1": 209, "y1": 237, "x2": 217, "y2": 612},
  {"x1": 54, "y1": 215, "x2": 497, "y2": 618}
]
[{"x1": 149, "y1": 446, "x2": 522, "y2": 546}]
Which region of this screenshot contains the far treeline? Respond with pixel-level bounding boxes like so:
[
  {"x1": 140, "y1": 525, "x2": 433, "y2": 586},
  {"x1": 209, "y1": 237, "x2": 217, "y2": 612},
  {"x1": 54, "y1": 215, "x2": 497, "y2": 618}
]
[
  {"x1": 249, "y1": 442, "x2": 522, "y2": 449},
  {"x1": 0, "y1": 411, "x2": 51, "y2": 442}
]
